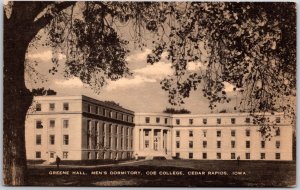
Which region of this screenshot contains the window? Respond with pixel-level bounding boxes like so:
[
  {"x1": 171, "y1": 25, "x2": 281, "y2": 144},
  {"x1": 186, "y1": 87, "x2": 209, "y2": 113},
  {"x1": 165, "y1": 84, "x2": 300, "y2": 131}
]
[
  {"x1": 189, "y1": 130, "x2": 193, "y2": 137},
  {"x1": 275, "y1": 153, "x2": 281, "y2": 160},
  {"x1": 203, "y1": 141, "x2": 207, "y2": 148},
  {"x1": 246, "y1": 129, "x2": 251, "y2": 137},
  {"x1": 189, "y1": 119, "x2": 193, "y2": 125},
  {"x1": 96, "y1": 107, "x2": 100, "y2": 115},
  {"x1": 246, "y1": 141, "x2": 250, "y2": 148},
  {"x1": 36, "y1": 135, "x2": 41, "y2": 145},
  {"x1": 176, "y1": 141, "x2": 180, "y2": 148},
  {"x1": 189, "y1": 153, "x2": 193, "y2": 159},
  {"x1": 245, "y1": 117, "x2": 251, "y2": 123},
  {"x1": 203, "y1": 152, "x2": 207, "y2": 159},
  {"x1": 231, "y1": 141, "x2": 236, "y2": 148},
  {"x1": 50, "y1": 152, "x2": 54, "y2": 158},
  {"x1": 108, "y1": 137, "x2": 111, "y2": 148},
  {"x1": 103, "y1": 108, "x2": 106, "y2": 116},
  {"x1": 156, "y1": 117, "x2": 160, "y2": 123},
  {"x1": 261, "y1": 141, "x2": 265, "y2": 148},
  {"x1": 88, "y1": 105, "x2": 92, "y2": 113},
  {"x1": 261, "y1": 153, "x2": 265, "y2": 160},
  {"x1": 145, "y1": 117, "x2": 150, "y2": 123},
  {"x1": 87, "y1": 152, "x2": 91, "y2": 159},
  {"x1": 276, "y1": 117, "x2": 281, "y2": 123},
  {"x1": 87, "y1": 120, "x2": 92, "y2": 133},
  {"x1": 276, "y1": 141, "x2": 280, "y2": 149},
  {"x1": 231, "y1": 118, "x2": 236, "y2": 124},
  {"x1": 231, "y1": 153, "x2": 236, "y2": 159},
  {"x1": 245, "y1": 153, "x2": 250, "y2": 159},
  {"x1": 203, "y1": 118, "x2": 207, "y2": 124},
  {"x1": 49, "y1": 135, "x2": 55, "y2": 145},
  {"x1": 63, "y1": 135, "x2": 69, "y2": 145},
  {"x1": 176, "y1": 131, "x2": 180, "y2": 137},
  {"x1": 63, "y1": 120, "x2": 69, "y2": 128},
  {"x1": 36, "y1": 103, "x2": 41, "y2": 111},
  {"x1": 203, "y1": 130, "x2": 207, "y2": 137},
  {"x1": 145, "y1": 140, "x2": 149, "y2": 148},
  {"x1": 217, "y1": 130, "x2": 221, "y2": 137},
  {"x1": 49, "y1": 103, "x2": 55, "y2": 111},
  {"x1": 36, "y1": 120, "x2": 43, "y2": 129},
  {"x1": 109, "y1": 111, "x2": 113, "y2": 118},
  {"x1": 145, "y1": 131, "x2": 149, "y2": 136},
  {"x1": 63, "y1": 152, "x2": 68, "y2": 159},
  {"x1": 176, "y1": 119, "x2": 180, "y2": 125},
  {"x1": 276, "y1": 128, "x2": 280, "y2": 136},
  {"x1": 109, "y1": 124, "x2": 112, "y2": 133},
  {"x1": 217, "y1": 141, "x2": 221, "y2": 148},
  {"x1": 164, "y1": 118, "x2": 168, "y2": 124},
  {"x1": 217, "y1": 118, "x2": 221, "y2": 124},
  {"x1": 49, "y1": 120, "x2": 55, "y2": 128},
  {"x1": 189, "y1": 141, "x2": 193, "y2": 148},
  {"x1": 231, "y1": 130, "x2": 236, "y2": 137},
  {"x1": 176, "y1": 153, "x2": 180, "y2": 158},
  {"x1": 36, "y1": 151, "x2": 41, "y2": 159},
  {"x1": 63, "y1": 103, "x2": 69, "y2": 111},
  {"x1": 216, "y1": 153, "x2": 221, "y2": 159}
]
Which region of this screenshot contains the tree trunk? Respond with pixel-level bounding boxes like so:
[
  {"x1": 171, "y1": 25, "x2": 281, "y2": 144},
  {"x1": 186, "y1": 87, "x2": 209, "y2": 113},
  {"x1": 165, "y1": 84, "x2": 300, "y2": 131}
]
[{"x1": 3, "y1": 15, "x2": 34, "y2": 186}]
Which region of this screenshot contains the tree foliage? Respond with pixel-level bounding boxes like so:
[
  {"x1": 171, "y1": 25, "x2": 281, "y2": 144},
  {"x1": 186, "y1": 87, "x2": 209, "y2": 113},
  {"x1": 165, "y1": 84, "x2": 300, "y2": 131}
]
[{"x1": 163, "y1": 108, "x2": 191, "y2": 114}]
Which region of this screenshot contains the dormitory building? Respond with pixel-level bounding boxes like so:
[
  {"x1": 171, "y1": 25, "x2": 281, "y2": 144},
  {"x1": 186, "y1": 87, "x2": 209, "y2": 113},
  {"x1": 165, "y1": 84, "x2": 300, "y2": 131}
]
[{"x1": 25, "y1": 95, "x2": 293, "y2": 162}]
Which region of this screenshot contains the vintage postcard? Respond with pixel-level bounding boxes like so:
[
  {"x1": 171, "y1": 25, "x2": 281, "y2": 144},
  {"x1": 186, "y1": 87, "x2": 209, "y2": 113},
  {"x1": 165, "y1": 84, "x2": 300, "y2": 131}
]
[{"x1": 3, "y1": 1, "x2": 296, "y2": 187}]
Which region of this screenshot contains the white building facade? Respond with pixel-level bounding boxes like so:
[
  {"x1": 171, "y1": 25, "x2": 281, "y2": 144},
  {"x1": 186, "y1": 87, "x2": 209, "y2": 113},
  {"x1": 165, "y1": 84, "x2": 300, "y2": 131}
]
[
  {"x1": 134, "y1": 112, "x2": 293, "y2": 160},
  {"x1": 25, "y1": 95, "x2": 134, "y2": 162}
]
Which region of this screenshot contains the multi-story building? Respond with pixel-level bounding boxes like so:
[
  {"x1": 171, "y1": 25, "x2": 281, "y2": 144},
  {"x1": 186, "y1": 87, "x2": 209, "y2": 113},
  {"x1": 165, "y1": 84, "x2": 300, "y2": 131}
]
[
  {"x1": 25, "y1": 95, "x2": 134, "y2": 162},
  {"x1": 134, "y1": 112, "x2": 293, "y2": 160}
]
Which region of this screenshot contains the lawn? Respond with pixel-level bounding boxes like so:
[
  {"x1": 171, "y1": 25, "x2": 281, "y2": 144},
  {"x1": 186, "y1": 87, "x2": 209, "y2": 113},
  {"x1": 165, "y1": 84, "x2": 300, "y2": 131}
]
[{"x1": 26, "y1": 159, "x2": 296, "y2": 187}]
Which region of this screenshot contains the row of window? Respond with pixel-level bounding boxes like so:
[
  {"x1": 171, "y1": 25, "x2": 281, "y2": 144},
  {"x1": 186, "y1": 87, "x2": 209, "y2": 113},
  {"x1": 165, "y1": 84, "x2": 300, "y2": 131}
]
[
  {"x1": 175, "y1": 128, "x2": 280, "y2": 138},
  {"x1": 87, "y1": 104, "x2": 133, "y2": 123},
  {"x1": 86, "y1": 151, "x2": 132, "y2": 160},
  {"x1": 145, "y1": 117, "x2": 281, "y2": 125},
  {"x1": 178, "y1": 152, "x2": 281, "y2": 160},
  {"x1": 36, "y1": 119, "x2": 69, "y2": 129},
  {"x1": 36, "y1": 134, "x2": 69, "y2": 145},
  {"x1": 86, "y1": 135, "x2": 133, "y2": 150},
  {"x1": 175, "y1": 140, "x2": 281, "y2": 149},
  {"x1": 35, "y1": 151, "x2": 69, "y2": 159},
  {"x1": 87, "y1": 121, "x2": 132, "y2": 136},
  {"x1": 36, "y1": 103, "x2": 69, "y2": 112}
]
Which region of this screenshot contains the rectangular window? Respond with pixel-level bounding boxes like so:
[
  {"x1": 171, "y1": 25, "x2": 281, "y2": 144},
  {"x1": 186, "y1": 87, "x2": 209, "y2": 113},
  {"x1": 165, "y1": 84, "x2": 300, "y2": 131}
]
[
  {"x1": 176, "y1": 119, "x2": 180, "y2": 125},
  {"x1": 276, "y1": 128, "x2": 280, "y2": 136},
  {"x1": 176, "y1": 141, "x2": 180, "y2": 148},
  {"x1": 276, "y1": 141, "x2": 280, "y2": 148},
  {"x1": 36, "y1": 151, "x2": 41, "y2": 159},
  {"x1": 49, "y1": 135, "x2": 55, "y2": 145},
  {"x1": 189, "y1": 130, "x2": 193, "y2": 137},
  {"x1": 203, "y1": 152, "x2": 207, "y2": 159},
  {"x1": 156, "y1": 117, "x2": 160, "y2": 123},
  {"x1": 275, "y1": 153, "x2": 281, "y2": 160},
  {"x1": 245, "y1": 117, "x2": 251, "y2": 123},
  {"x1": 261, "y1": 153, "x2": 265, "y2": 160},
  {"x1": 49, "y1": 103, "x2": 55, "y2": 111},
  {"x1": 189, "y1": 119, "x2": 193, "y2": 125},
  {"x1": 145, "y1": 117, "x2": 150, "y2": 123},
  {"x1": 203, "y1": 130, "x2": 207, "y2": 137},
  {"x1": 231, "y1": 130, "x2": 236, "y2": 137},
  {"x1": 36, "y1": 120, "x2": 43, "y2": 129},
  {"x1": 63, "y1": 103, "x2": 69, "y2": 111},
  {"x1": 103, "y1": 108, "x2": 106, "y2": 116},
  {"x1": 217, "y1": 141, "x2": 221, "y2": 148},
  {"x1": 176, "y1": 153, "x2": 180, "y2": 158},
  {"x1": 63, "y1": 152, "x2": 68, "y2": 159},
  {"x1": 36, "y1": 103, "x2": 41, "y2": 111},
  {"x1": 63, "y1": 135, "x2": 69, "y2": 145},
  {"x1": 216, "y1": 153, "x2": 221, "y2": 159},
  {"x1": 87, "y1": 152, "x2": 91, "y2": 159},
  {"x1": 261, "y1": 141, "x2": 265, "y2": 148},
  {"x1": 231, "y1": 118, "x2": 236, "y2": 124},
  {"x1": 50, "y1": 152, "x2": 54, "y2": 158},
  {"x1": 63, "y1": 120, "x2": 69, "y2": 128},
  {"x1": 165, "y1": 118, "x2": 168, "y2": 124},
  {"x1": 109, "y1": 124, "x2": 112, "y2": 134},
  {"x1": 203, "y1": 118, "x2": 207, "y2": 124},
  {"x1": 88, "y1": 105, "x2": 92, "y2": 113},
  {"x1": 109, "y1": 111, "x2": 113, "y2": 118},
  {"x1": 276, "y1": 117, "x2": 281, "y2": 123},
  {"x1": 245, "y1": 153, "x2": 250, "y2": 159},
  {"x1": 203, "y1": 141, "x2": 207, "y2": 148},
  {"x1": 176, "y1": 131, "x2": 180, "y2": 137},
  {"x1": 189, "y1": 153, "x2": 193, "y2": 159},
  {"x1": 231, "y1": 153, "x2": 236, "y2": 159},
  {"x1": 145, "y1": 131, "x2": 149, "y2": 136},
  {"x1": 49, "y1": 120, "x2": 55, "y2": 128},
  {"x1": 231, "y1": 141, "x2": 236, "y2": 148},
  {"x1": 246, "y1": 129, "x2": 251, "y2": 137},
  {"x1": 217, "y1": 118, "x2": 221, "y2": 124},
  {"x1": 189, "y1": 141, "x2": 193, "y2": 148},
  {"x1": 246, "y1": 141, "x2": 250, "y2": 148},
  {"x1": 217, "y1": 130, "x2": 221, "y2": 137},
  {"x1": 145, "y1": 140, "x2": 149, "y2": 148},
  {"x1": 36, "y1": 135, "x2": 41, "y2": 145}
]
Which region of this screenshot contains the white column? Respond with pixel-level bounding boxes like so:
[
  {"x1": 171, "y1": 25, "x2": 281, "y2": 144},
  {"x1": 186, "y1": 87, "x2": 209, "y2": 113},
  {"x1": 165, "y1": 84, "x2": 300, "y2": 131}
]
[
  {"x1": 160, "y1": 129, "x2": 164, "y2": 150},
  {"x1": 167, "y1": 129, "x2": 172, "y2": 155},
  {"x1": 139, "y1": 129, "x2": 142, "y2": 150},
  {"x1": 150, "y1": 129, "x2": 154, "y2": 150}
]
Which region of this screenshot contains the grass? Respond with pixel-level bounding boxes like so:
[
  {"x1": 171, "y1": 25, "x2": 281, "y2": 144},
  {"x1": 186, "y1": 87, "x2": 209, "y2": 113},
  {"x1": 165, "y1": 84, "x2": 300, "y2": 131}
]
[{"x1": 26, "y1": 159, "x2": 296, "y2": 187}]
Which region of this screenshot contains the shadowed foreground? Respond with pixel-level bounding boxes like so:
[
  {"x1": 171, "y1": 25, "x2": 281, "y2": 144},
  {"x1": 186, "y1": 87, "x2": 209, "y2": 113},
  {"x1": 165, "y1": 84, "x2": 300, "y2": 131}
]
[{"x1": 26, "y1": 160, "x2": 295, "y2": 187}]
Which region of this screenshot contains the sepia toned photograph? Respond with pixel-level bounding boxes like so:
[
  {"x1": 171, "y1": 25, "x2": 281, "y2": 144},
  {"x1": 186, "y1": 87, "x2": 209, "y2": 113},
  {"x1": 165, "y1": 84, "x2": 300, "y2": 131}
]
[{"x1": 3, "y1": 1, "x2": 296, "y2": 187}]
